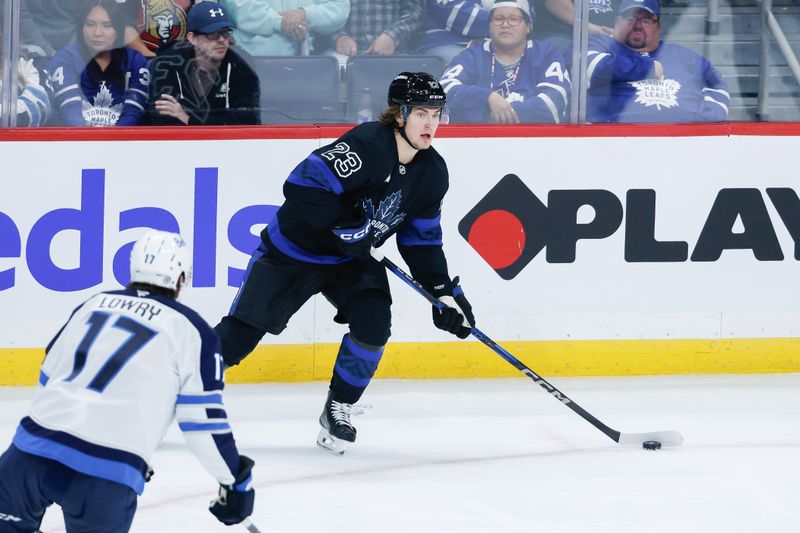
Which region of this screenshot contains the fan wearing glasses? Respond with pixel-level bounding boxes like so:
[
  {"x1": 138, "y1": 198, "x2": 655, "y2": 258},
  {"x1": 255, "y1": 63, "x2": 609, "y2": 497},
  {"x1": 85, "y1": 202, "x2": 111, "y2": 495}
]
[
  {"x1": 439, "y1": 0, "x2": 570, "y2": 124},
  {"x1": 147, "y1": 3, "x2": 261, "y2": 125},
  {"x1": 586, "y1": 0, "x2": 730, "y2": 123}
]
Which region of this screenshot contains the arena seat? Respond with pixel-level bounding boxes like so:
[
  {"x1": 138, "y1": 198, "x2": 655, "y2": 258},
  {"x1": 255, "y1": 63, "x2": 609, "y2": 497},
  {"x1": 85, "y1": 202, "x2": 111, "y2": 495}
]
[
  {"x1": 250, "y1": 56, "x2": 345, "y2": 124},
  {"x1": 345, "y1": 55, "x2": 446, "y2": 122}
]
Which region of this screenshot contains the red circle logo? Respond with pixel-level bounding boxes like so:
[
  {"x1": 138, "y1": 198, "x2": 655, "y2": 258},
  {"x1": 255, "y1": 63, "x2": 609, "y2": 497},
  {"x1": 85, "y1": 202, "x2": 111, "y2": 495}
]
[{"x1": 467, "y1": 210, "x2": 526, "y2": 269}]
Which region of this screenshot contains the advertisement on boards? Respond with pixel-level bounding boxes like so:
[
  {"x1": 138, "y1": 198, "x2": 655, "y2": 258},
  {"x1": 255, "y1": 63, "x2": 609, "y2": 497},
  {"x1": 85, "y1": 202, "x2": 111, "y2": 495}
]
[{"x1": 1, "y1": 130, "x2": 799, "y2": 381}]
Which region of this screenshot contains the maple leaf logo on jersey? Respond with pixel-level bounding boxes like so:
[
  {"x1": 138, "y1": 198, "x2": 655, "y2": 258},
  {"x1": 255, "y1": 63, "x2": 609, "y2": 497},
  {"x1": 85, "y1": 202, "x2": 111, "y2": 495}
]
[
  {"x1": 630, "y1": 79, "x2": 682, "y2": 110},
  {"x1": 82, "y1": 82, "x2": 122, "y2": 126},
  {"x1": 362, "y1": 191, "x2": 406, "y2": 241}
]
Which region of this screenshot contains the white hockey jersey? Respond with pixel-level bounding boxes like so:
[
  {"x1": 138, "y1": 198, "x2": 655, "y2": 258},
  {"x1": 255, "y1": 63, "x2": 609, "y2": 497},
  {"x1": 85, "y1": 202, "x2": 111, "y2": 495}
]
[{"x1": 12, "y1": 289, "x2": 241, "y2": 494}]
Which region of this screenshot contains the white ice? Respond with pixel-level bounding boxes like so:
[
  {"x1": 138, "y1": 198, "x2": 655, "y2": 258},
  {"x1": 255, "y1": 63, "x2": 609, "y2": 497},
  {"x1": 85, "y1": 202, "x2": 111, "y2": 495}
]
[{"x1": 1, "y1": 374, "x2": 799, "y2": 532}]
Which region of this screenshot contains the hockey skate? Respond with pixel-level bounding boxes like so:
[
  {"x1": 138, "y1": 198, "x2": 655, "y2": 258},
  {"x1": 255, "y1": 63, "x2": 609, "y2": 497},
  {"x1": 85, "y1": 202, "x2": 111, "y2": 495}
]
[{"x1": 317, "y1": 390, "x2": 357, "y2": 456}]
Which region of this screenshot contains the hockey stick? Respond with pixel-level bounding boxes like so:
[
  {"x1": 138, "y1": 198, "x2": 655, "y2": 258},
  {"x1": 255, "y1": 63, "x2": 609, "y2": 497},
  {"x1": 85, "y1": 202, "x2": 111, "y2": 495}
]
[
  {"x1": 371, "y1": 249, "x2": 683, "y2": 448},
  {"x1": 242, "y1": 518, "x2": 262, "y2": 533}
]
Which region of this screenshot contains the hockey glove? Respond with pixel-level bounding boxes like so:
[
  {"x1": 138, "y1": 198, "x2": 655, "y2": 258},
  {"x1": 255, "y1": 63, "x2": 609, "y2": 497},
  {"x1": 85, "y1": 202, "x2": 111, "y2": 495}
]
[
  {"x1": 331, "y1": 212, "x2": 373, "y2": 261},
  {"x1": 431, "y1": 277, "x2": 475, "y2": 339},
  {"x1": 209, "y1": 455, "x2": 255, "y2": 526}
]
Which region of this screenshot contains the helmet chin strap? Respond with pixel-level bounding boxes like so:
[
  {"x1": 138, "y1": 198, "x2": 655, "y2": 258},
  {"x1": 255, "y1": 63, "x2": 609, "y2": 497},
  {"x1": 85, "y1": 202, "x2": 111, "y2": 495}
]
[
  {"x1": 395, "y1": 105, "x2": 420, "y2": 151},
  {"x1": 396, "y1": 124, "x2": 419, "y2": 151}
]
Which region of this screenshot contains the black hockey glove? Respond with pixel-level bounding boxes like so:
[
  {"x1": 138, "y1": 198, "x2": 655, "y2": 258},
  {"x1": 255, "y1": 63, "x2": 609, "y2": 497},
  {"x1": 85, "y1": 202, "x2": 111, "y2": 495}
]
[
  {"x1": 431, "y1": 277, "x2": 475, "y2": 339},
  {"x1": 209, "y1": 455, "x2": 255, "y2": 526},
  {"x1": 331, "y1": 212, "x2": 373, "y2": 261}
]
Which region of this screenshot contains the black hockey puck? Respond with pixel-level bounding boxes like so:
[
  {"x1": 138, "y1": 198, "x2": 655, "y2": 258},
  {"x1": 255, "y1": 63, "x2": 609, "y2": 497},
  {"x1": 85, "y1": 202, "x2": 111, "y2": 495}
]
[{"x1": 642, "y1": 440, "x2": 662, "y2": 450}]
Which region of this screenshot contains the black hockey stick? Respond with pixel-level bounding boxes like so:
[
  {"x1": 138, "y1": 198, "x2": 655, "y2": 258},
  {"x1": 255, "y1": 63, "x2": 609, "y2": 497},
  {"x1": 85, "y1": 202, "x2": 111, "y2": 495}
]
[{"x1": 371, "y1": 249, "x2": 683, "y2": 448}]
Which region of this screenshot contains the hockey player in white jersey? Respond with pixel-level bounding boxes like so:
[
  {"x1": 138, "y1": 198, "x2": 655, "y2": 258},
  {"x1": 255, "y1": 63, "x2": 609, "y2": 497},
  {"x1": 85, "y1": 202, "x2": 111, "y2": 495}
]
[{"x1": 0, "y1": 230, "x2": 255, "y2": 532}]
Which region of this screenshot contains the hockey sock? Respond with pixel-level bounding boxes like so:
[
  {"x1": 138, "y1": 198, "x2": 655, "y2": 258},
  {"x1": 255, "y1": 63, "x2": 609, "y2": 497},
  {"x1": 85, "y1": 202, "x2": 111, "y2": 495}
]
[{"x1": 330, "y1": 334, "x2": 385, "y2": 404}]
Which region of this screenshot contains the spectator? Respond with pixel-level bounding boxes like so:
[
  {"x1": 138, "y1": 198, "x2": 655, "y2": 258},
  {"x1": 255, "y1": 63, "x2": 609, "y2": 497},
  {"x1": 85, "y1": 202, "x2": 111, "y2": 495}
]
[
  {"x1": 440, "y1": 0, "x2": 570, "y2": 124},
  {"x1": 331, "y1": 0, "x2": 424, "y2": 60},
  {"x1": 586, "y1": 0, "x2": 730, "y2": 123},
  {"x1": 0, "y1": 8, "x2": 51, "y2": 127},
  {"x1": 219, "y1": 0, "x2": 349, "y2": 56},
  {"x1": 147, "y1": 2, "x2": 261, "y2": 125},
  {"x1": 20, "y1": 1, "x2": 153, "y2": 60},
  {"x1": 6, "y1": 57, "x2": 52, "y2": 126},
  {"x1": 534, "y1": 0, "x2": 617, "y2": 50},
  {"x1": 49, "y1": 0, "x2": 150, "y2": 126},
  {"x1": 417, "y1": 0, "x2": 492, "y2": 66},
  {"x1": 19, "y1": 0, "x2": 85, "y2": 58}
]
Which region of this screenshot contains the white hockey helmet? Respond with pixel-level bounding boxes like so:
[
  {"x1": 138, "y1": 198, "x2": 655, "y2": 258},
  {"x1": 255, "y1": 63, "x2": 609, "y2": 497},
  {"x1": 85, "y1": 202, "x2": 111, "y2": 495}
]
[{"x1": 129, "y1": 230, "x2": 192, "y2": 291}]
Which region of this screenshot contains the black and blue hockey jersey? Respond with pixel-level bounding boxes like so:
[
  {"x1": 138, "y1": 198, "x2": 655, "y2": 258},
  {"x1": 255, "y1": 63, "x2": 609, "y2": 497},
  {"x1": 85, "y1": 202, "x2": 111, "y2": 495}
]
[
  {"x1": 49, "y1": 43, "x2": 150, "y2": 127},
  {"x1": 263, "y1": 121, "x2": 452, "y2": 290},
  {"x1": 440, "y1": 38, "x2": 571, "y2": 123},
  {"x1": 586, "y1": 35, "x2": 730, "y2": 123}
]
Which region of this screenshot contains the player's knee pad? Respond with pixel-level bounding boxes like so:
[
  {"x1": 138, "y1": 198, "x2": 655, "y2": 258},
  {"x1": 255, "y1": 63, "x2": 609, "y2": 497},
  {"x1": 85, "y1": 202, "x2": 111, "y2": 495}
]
[
  {"x1": 214, "y1": 316, "x2": 265, "y2": 367},
  {"x1": 343, "y1": 290, "x2": 391, "y2": 347}
]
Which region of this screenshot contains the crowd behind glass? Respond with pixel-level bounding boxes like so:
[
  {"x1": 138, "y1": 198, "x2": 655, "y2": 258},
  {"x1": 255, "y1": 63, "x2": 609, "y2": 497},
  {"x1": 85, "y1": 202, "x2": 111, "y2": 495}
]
[{"x1": 1, "y1": 0, "x2": 759, "y2": 127}]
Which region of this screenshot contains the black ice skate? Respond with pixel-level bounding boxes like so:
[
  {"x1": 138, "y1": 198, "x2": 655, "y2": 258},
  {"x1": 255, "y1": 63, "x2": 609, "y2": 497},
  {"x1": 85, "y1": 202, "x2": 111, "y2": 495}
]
[{"x1": 317, "y1": 390, "x2": 357, "y2": 456}]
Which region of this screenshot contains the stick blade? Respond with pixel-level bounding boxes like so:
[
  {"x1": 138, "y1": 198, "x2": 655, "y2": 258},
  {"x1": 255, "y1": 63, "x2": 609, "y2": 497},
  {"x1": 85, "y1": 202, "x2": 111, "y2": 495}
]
[{"x1": 618, "y1": 430, "x2": 684, "y2": 447}]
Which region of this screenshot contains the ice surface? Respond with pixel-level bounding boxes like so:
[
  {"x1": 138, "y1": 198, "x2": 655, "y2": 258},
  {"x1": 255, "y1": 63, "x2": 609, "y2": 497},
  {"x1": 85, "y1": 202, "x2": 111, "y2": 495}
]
[{"x1": 1, "y1": 374, "x2": 798, "y2": 532}]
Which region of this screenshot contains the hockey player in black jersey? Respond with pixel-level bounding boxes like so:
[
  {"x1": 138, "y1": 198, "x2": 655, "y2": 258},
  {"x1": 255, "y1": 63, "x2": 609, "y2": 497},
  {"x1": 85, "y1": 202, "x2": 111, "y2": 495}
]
[{"x1": 215, "y1": 72, "x2": 476, "y2": 455}]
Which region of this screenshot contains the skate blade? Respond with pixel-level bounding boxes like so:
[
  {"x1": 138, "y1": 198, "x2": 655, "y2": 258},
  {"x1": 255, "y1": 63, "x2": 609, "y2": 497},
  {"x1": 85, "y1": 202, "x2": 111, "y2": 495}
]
[{"x1": 316, "y1": 428, "x2": 348, "y2": 456}]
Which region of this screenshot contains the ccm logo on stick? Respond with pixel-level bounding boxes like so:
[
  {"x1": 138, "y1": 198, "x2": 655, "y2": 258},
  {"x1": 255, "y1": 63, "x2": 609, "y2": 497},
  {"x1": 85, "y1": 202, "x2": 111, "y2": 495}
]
[{"x1": 459, "y1": 174, "x2": 800, "y2": 280}]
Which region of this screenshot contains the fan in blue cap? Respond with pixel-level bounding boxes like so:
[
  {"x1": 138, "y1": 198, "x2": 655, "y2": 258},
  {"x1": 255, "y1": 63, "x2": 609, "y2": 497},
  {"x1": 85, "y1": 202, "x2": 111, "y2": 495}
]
[
  {"x1": 585, "y1": 0, "x2": 730, "y2": 123},
  {"x1": 186, "y1": 2, "x2": 233, "y2": 34},
  {"x1": 618, "y1": 0, "x2": 661, "y2": 17},
  {"x1": 146, "y1": 2, "x2": 261, "y2": 126}
]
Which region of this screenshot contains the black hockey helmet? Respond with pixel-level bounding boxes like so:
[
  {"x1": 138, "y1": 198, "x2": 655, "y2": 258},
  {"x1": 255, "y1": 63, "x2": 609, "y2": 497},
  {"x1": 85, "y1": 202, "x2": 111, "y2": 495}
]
[{"x1": 387, "y1": 72, "x2": 446, "y2": 108}]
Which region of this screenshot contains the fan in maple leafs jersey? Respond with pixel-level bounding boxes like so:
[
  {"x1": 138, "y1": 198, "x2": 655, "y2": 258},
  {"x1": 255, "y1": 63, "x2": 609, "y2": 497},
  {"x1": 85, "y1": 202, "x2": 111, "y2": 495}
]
[
  {"x1": 440, "y1": 0, "x2": 571, "y2": 124},
  {"x1": 215, "y1": 72, "x2": 477, "y2": 456},
  {"x1": 49, "y1": 0, "x2": 149, "y2": 126},
  {"x1": 585, "y1": 0, "x2": 729, "y2": 123}
]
